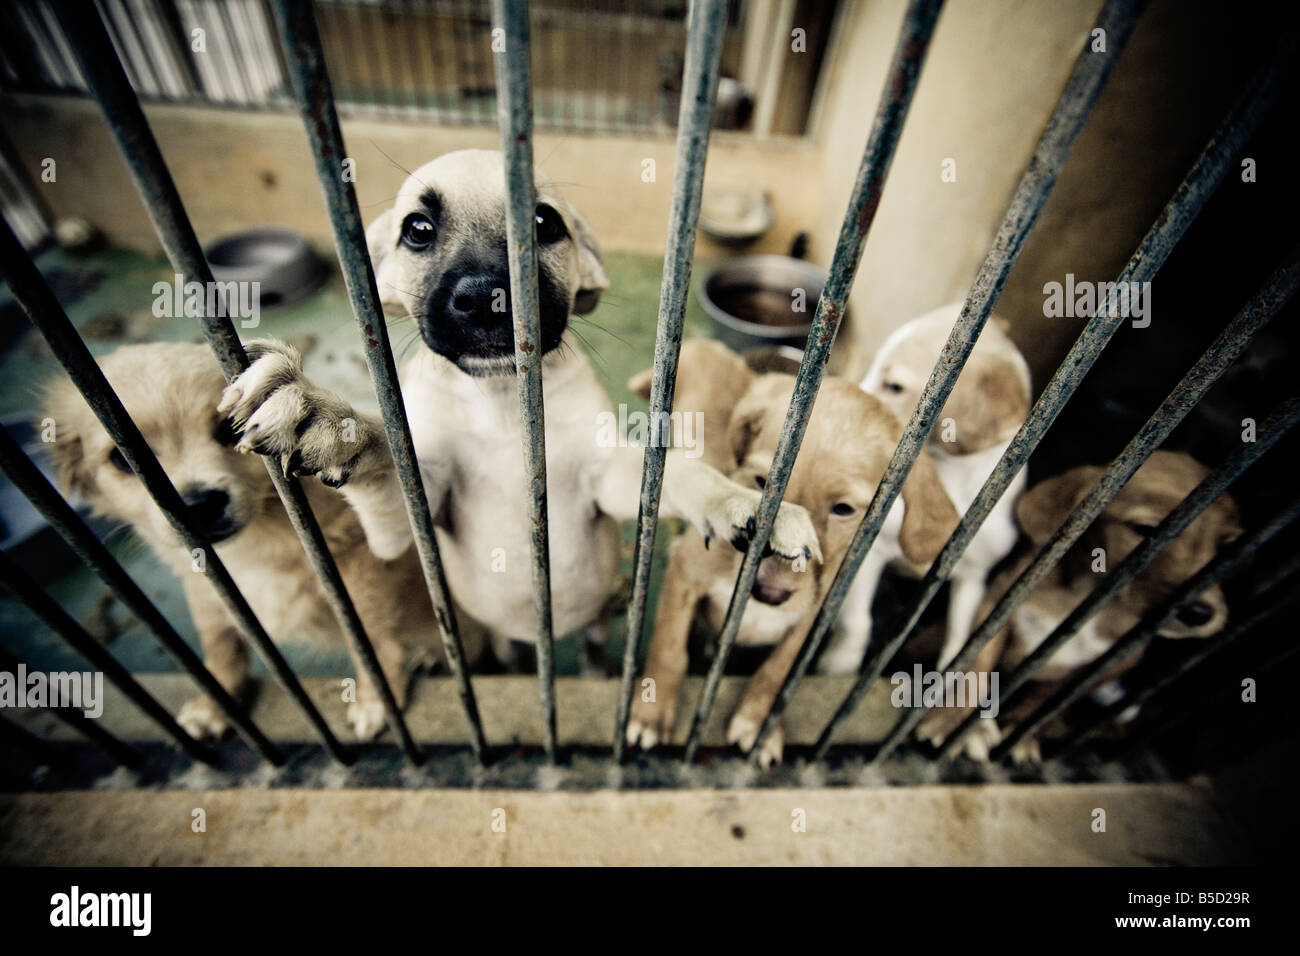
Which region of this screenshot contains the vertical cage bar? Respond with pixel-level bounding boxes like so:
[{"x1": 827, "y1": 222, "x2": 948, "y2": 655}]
[
  {"x1": 0, "y1": 550, "x2": 219, "y2": 765},
  {"x1": 809, "y1": 31, "x2": 1290, "y2": 762},
  {"x1": 934, "y1": 263, "x2": 1299, "y2": 758},
  {"x1": 269, "y1": 0, "x2": 489, "y2": 762},
  {"x1": 682, "y1": 0, "x2": 948, "y2": 764},
  {"x1": 491, "y1": 0, "x2": 557, "y2": 761},
  {"x1": 990, "y1": 481, "x2": 1300, "y2": 761},
  {"x1": 0, "y1": 429, "x2": 284, "y2": 765},
  {"x1": 613, "y1": 0, "x2": 729, "y2": 762},
  {"x1": 0, "y1": 214, "x2": 353, "y2": 765},
  {"x1": 53, "y1": 0, "x2": 416, "y2": 763}
]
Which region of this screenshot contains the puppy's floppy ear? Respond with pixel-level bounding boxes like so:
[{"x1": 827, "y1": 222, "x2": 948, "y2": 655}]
[
  {"x1": 37, "y1": 396, "x2": 90, "y2": 501},
  {"x1": 1016, "y1": 466, "x2": 1102, "y2": 545},
  {"x1": 898, "y1": 449, "x2": 960, "y2": 568},
  {"x1": 565, "y1": 206, "x2": 610, "y2": 315},
  {"x1": 364, "y1": 209, "x2": 407, "y2": 312}
]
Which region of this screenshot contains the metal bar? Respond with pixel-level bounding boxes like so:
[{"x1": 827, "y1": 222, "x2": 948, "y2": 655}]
[
  {"x1": 0, "y1": 213, "x2": 352, "y2": 766},
  {"x1": 613, "y1": 0, "x2": 728, "y2": 762},
  {"x1": 0, "y1": 647, "x2": 143, "y2": 767},
  {"x1": 687, "y1": 0, "x2": 950, "y2": 765},
  {"x1": 992, "y1": 480, "x2": 1300, "y2": 761},
  {"x1": 933, "y1": 265, "x2": 1299, "y2": 758},
  {"x1": 1056, "y1": 562, "x2": 1300, "y2": 758},
  {"x1": 0, "y1": 550, "x2": 218, "y2": 764},
  {"x1": 809, "y1": 28, "x2": 1289, "y2": 762},
  {"x1": 0, "y1": 429, "x2": 284, "y2": 765},
  {"x1": 60, "y1": 0, "x2": 418, "y2": 762},
  {"x1": 269, "y1": 0, "x2": 488, "y2": 762},
  {"x1": 491, "y1": 0, "x2": 557, "y2": 761}
]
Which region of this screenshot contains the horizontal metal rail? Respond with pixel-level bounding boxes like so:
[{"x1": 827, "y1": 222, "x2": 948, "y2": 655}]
[
  {"x1": 0, "y1": 550, "x2": 217, "y2": 765},
  {"x1": 684, "y1": 0, "x2": 951, "y2": 764},
  {"x1": 52, "y1": 0, "x2": 417, "y2": 763},
  {"x1": 613, "y1": 0, "x2": 728, "y2": 762},
  {"x1": 933, "y1": 258, "x2": 1300, "y2": 757},
  {"x1": 0, "y1": 213, "x2": 352, "y2": 765},
  {"x1": 1056, "y1": 560, "x2": 1300, "y2": 758},
  {"x1": 809, "y1": 36, "x2": 1291, "y2": 762},
  {"x1": 269, "y1": 0, "x2": 488, "y2": 762},
  {"x1": 0, "y1": 647, "x2": 143, "y2": 769},
  {"x1": 0, "y1": 428, "x2": 283, "y2": 765},
  {"x1": 751, "y1": 0, "x2": 1146, "y2": 762},
  {"x1": 992, "y1": 480, "x2": 1300, "y2": 761},
  {"x1": 492, "y1": 0, "x2": 557, "y2": 762}
]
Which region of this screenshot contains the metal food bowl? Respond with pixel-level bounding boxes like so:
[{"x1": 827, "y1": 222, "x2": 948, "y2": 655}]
[
  {"x1": 206, "y1": 228, "x2": 325, "y2": 309},
  {"x1": 699, "y1": 255, "x2": 832, "y2": 353}
]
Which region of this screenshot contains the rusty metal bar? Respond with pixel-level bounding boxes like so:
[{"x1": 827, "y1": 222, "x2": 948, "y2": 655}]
[
  {"x1": 269, "y1": 0, "x2": 488, "y2": 762},
  {"x1": 613, "y1": 0, "x2": 728, "y2": 762},
  {"x1": 810, "y1": 31, "x2": 1289, "y2": 762}
]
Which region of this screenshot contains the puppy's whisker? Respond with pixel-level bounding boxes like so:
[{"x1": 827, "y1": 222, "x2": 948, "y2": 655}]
[
  {"x1": 370, "y1": 141, "x2": 432, "y2": 193},
  {"x1": 570, "y1": 315, "x2": 632, "y2": 349}
]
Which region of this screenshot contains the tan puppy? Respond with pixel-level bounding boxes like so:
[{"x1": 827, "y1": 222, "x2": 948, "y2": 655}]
[
  {"x1": 43, "y1": 342, "x2": 479, "y2": 741},
  {"x1": 917, "y1": 449, "x2": 1241, "y2": 761},
  {"x1": 217, "y1": 150, "x2": 817, "y2": 671},
  {"x1": 626, "y1": 341, "x2": 959, "y2": 767},
  {"x1": 859, "y1": 303, "x2": 1032, "y2": 669}
]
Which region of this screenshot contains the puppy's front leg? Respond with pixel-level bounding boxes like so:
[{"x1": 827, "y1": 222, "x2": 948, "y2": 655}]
[
  {"x1": 594, "y1": 445, "x2": 821, "y2": 563},
  {"x1": 727, "y1": 617, "x2": 814, "y2": 770},
  {"x1": 177, "y1": 580, "x2": 251, "y2": 741},
  {"x1": 344, "y1": 630, "x2": 409, "y2": 742},
  {"x1": 218, "y1": 339, "x2": 414, "y2": 559},
  {"x1": 626, "y1": 538, "x2": 706, "y2": 750}
]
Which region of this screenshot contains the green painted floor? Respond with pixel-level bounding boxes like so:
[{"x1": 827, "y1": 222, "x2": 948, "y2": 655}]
[{"x1": 0, "y1": 244, "x2": 721, "y2": 678}]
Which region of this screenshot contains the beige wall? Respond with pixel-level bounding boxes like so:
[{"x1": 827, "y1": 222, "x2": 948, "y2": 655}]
[{"x1": 1, "y1": 94, "x2": 820, "y2": 261}]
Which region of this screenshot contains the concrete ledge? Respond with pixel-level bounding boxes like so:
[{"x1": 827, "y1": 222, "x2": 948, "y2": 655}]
[{"x1": 0, "y1": 781, "x2": 1248, "y2": 865}]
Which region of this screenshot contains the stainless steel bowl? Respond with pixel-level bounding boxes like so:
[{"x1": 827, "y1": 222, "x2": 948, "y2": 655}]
[
  {"x1": 699, "y1": 255, "x2": 831, "y2": 353},
  {"x1": 206, "y1": 228, "x2": 325, "y2": 309}
]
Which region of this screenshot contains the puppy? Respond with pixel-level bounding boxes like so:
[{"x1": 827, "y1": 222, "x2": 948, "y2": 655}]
[
  {"x1": 43, "y1": 342, "x2": 478, "y2": 741},
  {"x1": 916, "y1": 449, "x2": 1241, "y2": 761},
  {"x1": 217, "y1": 150, "x2": 817, "y2": 669},
  {"x1": 626, "y1": 341, "x2": 958, "y2": 767},
  {"x1": 858, "y1": 302, "x2": 1032, "y2": 669}
]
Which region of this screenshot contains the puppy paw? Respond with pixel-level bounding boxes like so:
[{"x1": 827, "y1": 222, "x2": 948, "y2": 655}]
[
  {"x1": 178, "y1": 696, "x2": 230, "y2": 741},
  {"x1": 347, "y1": 699, "x2": 388, "y2": 741},
  {"x1": 217, "y1": 338, "x2": 369, "y2": 487},
  {"x1": 961, "y1": 719, "x2": 1002, "y2": 762},
  {"x1": 726, "y1": 712, "x2": 784, "y2": 770},
  {"x1": 814, "y1": 640, "x2": 864, "y2": 675},
  {"x1": 1008, "y1": 735, "x2": 1041, "y2": 765},
  {"x1": 700, "y1": 487, "x2": 822, "y2": 564},
  {"x1": 626, "y1": 692, "x2": 677, "y2": 750}
]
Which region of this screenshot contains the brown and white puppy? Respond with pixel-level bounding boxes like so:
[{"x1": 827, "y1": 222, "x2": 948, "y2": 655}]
[
  {"x1": 43, "y1": 342, "x2": 480, "y2": 741},
  {"x1": 916, "y1": 449, "x2": 1241, "y2": 761},
  {"x1": 215, "y1": 151, "x2": 818, "y2": 670},
  {"x1": 626, "y1": 341, "x2": 958, "y2": 767},
  {"x1": 858, "y1": 303, "x2": 1032, "y2": 670}
]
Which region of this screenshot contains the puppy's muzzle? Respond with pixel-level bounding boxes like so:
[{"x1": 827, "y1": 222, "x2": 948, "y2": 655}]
[
  {"x1": 448, "y1": 274, "x2": 510, "y2": 327},
  {"x1": 181, "y1": 485, "x2": 241, "y2": 543}
]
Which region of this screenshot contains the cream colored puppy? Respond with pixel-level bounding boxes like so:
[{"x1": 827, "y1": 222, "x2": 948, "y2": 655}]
[
  {"x1": 626, "y1": 342, "x2": 957, "y2": 767},
  {"x1": 855, "y1": 302, "x2": 1032, "y2": 671},
  {"x1": 44, "y1": 342, "x2": 474, "y2": 741},
  {"x1": 217, "y1": 151, "x2": 818, "y2": 667}
]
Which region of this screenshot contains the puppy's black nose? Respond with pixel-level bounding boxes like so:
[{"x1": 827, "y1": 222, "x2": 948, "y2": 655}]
[
  {"x1": 448, "y1": 275, "x2": 509, "y2": 325},
  {"x1": 1177, "y1": 600, "x2": 1215, "y2": 627},
  {"x1": 181, "y1": 487, "x2": 234, "y2": 541}
]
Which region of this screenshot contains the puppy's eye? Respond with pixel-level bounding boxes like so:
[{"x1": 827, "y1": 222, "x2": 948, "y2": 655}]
[
  {"x1": 1126, "y1": 521, "x2": 1159, "y2": 537},
  {"x1": 534, "y1": 204, "x2": 568, "y2": 245},
  {"x1": 108, "y1": 447, "x2": 132, "y2": 473},
  {"x1": 883, "y1": 382, "x2": 904, "y2": 394},
  {"x1": 754, "y1": 474, "x2": 767, "y2": 490},
  {"x1": 401, "y1": 213, "x2": 436, "y2": 249},
  {"x1": 831, "y1": 502, "x2": 856, "y2": 517},
  {"x1": 214, "y1": 417, "x2": 241, "y2": 447}
]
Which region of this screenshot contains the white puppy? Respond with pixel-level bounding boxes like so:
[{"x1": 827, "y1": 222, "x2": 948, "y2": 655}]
[
  {"x1": 837, "y1": 303, "x2": 1032, "y2": 672},
  {"x1": 218, "y1": 150, "x2": 818, "y2": 668}
]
